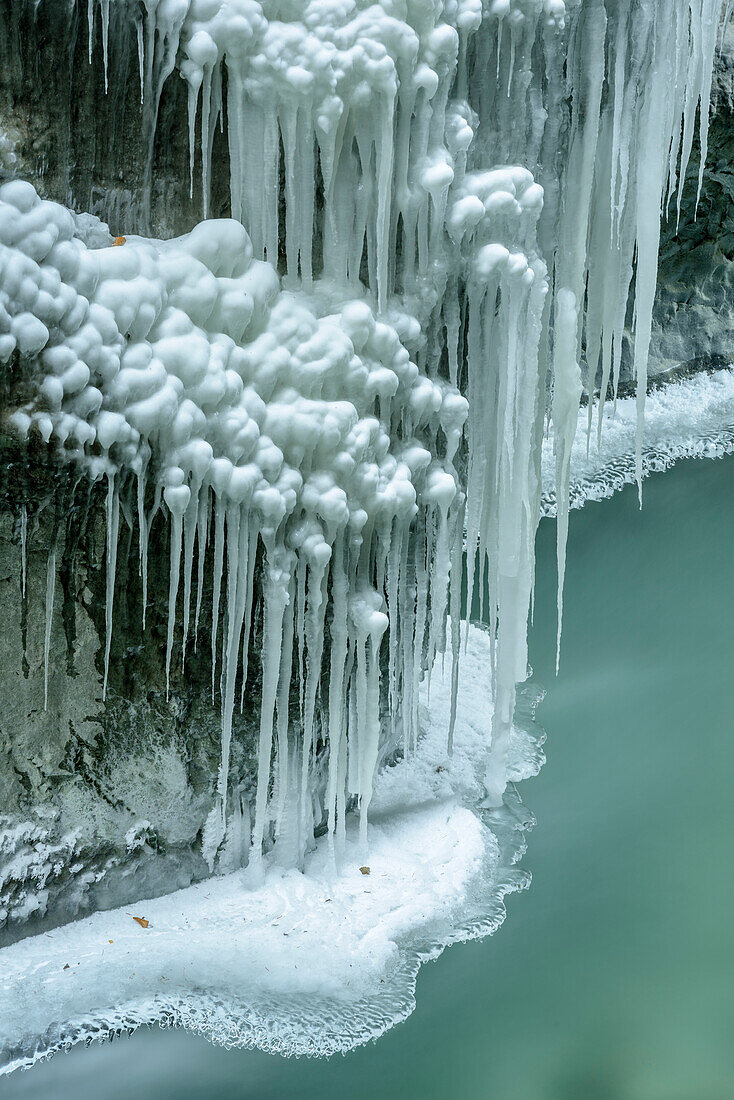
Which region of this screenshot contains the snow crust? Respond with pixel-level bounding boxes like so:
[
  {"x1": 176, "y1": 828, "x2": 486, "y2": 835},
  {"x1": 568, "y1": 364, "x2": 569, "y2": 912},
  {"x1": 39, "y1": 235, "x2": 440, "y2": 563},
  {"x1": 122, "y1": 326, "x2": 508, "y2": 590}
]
[{"x1": 0, "y1": 626, "x2": 543, "y2": 1070}]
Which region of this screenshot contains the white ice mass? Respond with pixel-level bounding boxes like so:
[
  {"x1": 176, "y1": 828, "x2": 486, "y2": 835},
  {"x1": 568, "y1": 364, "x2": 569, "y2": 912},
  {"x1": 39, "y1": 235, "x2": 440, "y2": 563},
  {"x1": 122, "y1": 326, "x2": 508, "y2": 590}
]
[{"x1": 0, "y1": 0, "x2": 731, "y2": 1068}]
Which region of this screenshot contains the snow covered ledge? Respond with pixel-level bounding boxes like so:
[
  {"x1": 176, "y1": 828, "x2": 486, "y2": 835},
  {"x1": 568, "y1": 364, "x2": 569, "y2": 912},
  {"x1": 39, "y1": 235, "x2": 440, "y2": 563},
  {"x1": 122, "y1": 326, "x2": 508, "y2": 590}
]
[{"x1": 0, "y1": 626, "x2": 542, "y2": 1071}]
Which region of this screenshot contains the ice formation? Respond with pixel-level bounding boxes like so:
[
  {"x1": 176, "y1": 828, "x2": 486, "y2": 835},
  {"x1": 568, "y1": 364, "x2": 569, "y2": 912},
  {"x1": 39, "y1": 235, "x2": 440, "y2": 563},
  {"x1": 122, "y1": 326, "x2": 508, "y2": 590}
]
[
  {"x1": 0, "y1": 626, "x2": 543, "y2": 1068},
  {"x1": 540, "y1": 367, "x2": 734, "y2": 514},
  {"x1": 1, "y1": 0, "x2": 729, "y2": 864},
  {"x1": 0, "y1": 0, "x2": 731, "y2": 1064}
]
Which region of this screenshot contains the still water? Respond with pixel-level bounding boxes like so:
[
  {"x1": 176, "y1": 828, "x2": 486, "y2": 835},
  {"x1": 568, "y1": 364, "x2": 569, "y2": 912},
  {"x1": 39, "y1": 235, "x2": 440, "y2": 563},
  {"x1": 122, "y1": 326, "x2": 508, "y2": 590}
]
[{"x1": 6, "y1": 454, "x2": 734, "y2": 1099}]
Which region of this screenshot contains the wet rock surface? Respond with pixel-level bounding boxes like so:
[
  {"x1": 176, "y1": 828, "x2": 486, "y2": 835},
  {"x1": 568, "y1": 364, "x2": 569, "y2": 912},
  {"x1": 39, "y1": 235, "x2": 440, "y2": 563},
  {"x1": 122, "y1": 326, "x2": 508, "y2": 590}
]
[{"x1": 0, "y1": 435, "x2": 262, "y2": 943}]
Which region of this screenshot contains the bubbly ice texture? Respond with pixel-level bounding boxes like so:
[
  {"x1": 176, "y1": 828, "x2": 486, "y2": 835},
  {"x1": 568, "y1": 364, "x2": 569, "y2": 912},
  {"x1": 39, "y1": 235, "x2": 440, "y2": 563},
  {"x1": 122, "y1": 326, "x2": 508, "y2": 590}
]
[
  {"x1": 0, "y1": 625, "x2": 543, "y2": 1069},
  {"x1": 1, "y1": 176, "x2": 469, "y2": 872}
]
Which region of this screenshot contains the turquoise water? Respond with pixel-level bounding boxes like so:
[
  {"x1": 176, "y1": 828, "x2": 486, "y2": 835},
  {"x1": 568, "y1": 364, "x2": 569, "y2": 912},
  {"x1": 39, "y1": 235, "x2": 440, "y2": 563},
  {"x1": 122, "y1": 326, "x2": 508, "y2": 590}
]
[{"x1": 6, "y1": 454, "x2": 734, "y2": 1099}]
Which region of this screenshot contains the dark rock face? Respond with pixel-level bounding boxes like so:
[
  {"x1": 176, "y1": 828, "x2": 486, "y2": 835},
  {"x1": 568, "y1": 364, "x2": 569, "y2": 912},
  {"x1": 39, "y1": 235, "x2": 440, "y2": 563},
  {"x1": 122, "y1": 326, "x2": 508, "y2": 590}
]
[
  {"x1": 0, "y1": 434, "x2": 266, "y2": 943},
  {"x1": 0, "y1": 0, "x2": 231, "y2": 238},
  {"x1": 0, "y1": 2, "x2": 257, "y2": 940},
  {"x1": 652, "y1": 21, "x2": 734, "y2": 375}
]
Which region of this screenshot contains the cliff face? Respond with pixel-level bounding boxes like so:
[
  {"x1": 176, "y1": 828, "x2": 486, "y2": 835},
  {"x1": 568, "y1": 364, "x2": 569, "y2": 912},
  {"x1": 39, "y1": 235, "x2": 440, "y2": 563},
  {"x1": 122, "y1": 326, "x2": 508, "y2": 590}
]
[
  {"x1": 0, "y1": 439, "x2": 267, "y2": 942},
  {"x1": 0, "y1": 0, "x2": 230, "y2": 239},
  {"x1": 0, "y1": 5, "x2": 261, "y2": 941},
  {"x1": 652, "y1": 21, "x2": 734, "y2": 376}
]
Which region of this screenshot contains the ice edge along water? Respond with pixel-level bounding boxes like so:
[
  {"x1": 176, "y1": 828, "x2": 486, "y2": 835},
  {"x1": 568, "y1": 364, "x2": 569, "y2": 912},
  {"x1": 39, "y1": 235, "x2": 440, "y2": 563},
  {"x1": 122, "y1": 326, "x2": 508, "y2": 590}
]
[
  {"x1": 0, "y1": 626, "x2": 543, "y2": 1070},
  {"x1": 540, "y1": 366, "x2": 734, "y2": 515},
  {"x1": 0, "y1": 0, "x2": 729, "y2": 1064}
]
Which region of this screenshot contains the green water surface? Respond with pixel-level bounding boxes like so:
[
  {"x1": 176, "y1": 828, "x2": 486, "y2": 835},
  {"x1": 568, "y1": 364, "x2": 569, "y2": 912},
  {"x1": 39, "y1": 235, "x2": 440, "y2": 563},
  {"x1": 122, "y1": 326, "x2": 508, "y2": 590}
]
[{"x1": 6, "y1": 453, "x2": 734, "y2": 1099}]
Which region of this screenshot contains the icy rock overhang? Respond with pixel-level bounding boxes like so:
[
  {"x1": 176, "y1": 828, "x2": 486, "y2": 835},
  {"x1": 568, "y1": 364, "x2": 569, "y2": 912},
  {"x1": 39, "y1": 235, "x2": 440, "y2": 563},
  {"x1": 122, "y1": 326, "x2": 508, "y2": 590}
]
[{"x1": 0, "y1": 0, "x2": 731, "y2": 1065}]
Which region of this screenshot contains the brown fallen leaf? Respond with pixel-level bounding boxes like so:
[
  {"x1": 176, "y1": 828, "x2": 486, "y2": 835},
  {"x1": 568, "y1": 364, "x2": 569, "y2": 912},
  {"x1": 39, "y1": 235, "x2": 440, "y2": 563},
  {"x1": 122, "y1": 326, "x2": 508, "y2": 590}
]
[
  {"x1": 359, "y1": 866, "x2": 370, "y2": 875},
  {"x1": 108, "y1": 940, "x2": 114, "y2": 944},
  {"x1": 113, "y1": 236, "x2": 126, "y2": 246},
  {"x1": 132, "y1": 916, "x2": 149, "y2": 928}
]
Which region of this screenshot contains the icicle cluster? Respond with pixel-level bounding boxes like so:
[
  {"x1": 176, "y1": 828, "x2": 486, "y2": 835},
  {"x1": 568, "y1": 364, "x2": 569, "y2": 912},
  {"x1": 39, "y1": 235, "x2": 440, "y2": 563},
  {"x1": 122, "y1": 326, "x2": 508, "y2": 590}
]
[
  {"x1": 0, "y1": 178, "x2": 467, "y2": 868},
  {"x1": 2, "y1": 0, "x2": 729, "y2": 865}
]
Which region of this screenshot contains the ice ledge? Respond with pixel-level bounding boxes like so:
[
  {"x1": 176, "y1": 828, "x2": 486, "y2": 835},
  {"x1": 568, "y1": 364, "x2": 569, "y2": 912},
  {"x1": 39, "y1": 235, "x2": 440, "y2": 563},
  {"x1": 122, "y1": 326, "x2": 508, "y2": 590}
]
[
  {"x1": 0, "y1": 626, "x2": 543, "y2": 1071},
  {"x1": 540, "y1": 367, "x2": 734, "y2": 515}
]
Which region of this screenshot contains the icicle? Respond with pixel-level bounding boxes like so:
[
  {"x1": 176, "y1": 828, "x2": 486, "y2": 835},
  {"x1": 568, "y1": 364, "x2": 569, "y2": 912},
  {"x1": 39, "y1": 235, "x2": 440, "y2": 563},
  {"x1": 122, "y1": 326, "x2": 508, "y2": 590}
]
[
  {"x1": 280, "y1": 104, "x2": 300, "y2": 281},
  {"x1": 101, "y1": 0, "x2": 110, "y2": 93},
  {"x1": 200, "y1": 67, "x2": 214, "y2": 219},
  {"x1": 296, "y1": 554, "x2": 307, "y2": 724},
  {"x1": 87, "y1": 0, "x2": 94, "y2": 65},
  {"x1": 186, "y1": 72, "x2": 201, "y2": 201},
  {"x1": 239, "y1": 526, "x2": 257, "y2": 712},
  {"x1": 207, "y1": 504, "x2": 251, "y2": 864},
  {"x1": 376, "y1": 92, "x2": 396, "y2": 311},
  {"x1": 399, "y1": 526, "x2": 414, "y2": 759},
  {"x1": 695, "y1": 0, "x2": 721, "y2": 211},
  {"x1": 163, "y1": 474, "x2": 190, "y2": 700},
  {"x1": 136, "y1": 18, "x2": 145, "y2": 105},
  {"x1": 210, "y1": 493, "x2": 225, "y2": 701},
  {"x1": 348, "y1": 588, "x2": 388, "y2": 857},
  {"x1": 447, "y1": 500, "x2": 464, "y2": 754},
  {"x1": 274, "y1": 573, "x2": 296, "y2": 848},
  {"x1": 326, "y1": 535, "x2": 349, "y2": 857},
  {"x1": 507, "y1": 22, "x2": 517, "y2": 96},
  {"x1": 552, "y1": 289, "x2": 582, "y2": 672},
  {"x1": 632, "y1": 0, "x2": 678, "y2": 497},
  {"x1": 20, "y1": 504, "x2": 27, "y2": 599},
  {"x1": 102, "y1": 472, "x2": 119, "y2": 703},
  {"x1": 194, "y1": 489, "x2": 209, "y2": 650},
  {"x1": 180, "y1": 480, "x2": 201, "y2": 670},
  {"x1": 43, "y1": 544, "x2": 56, "y2": 712},
  {"x1": 136, "y1": 462, "x2": 148, "y2": 630},
  {"x1": 300, "y1": 554, "x2": 329, "y2": 858},
  {"x1": 385, "y1": 522, "x2": 401, "y2": 737},
  {"x1": 722, "y1": 0, "x2": 734, "y2": 46},
  {"x1": 411, "y1": 530, "x2": 429, "y2": 752},
  {"x1": 250, "y1": 547, "x2": 290, "y2": 869}
]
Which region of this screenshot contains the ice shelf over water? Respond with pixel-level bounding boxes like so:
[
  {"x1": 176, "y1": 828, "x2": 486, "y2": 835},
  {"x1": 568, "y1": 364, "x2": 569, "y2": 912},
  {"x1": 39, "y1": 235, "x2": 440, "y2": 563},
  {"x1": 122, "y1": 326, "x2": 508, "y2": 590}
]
[
  {"x1": 0, "y1": 626, "x2": 543, "y2": 1068},
  {"x1": 0, "y1": 0, "x2": 731, "y2": 1065},
  {"x1": 540, "y1": 367, "x2": 734, "y2": 513}
]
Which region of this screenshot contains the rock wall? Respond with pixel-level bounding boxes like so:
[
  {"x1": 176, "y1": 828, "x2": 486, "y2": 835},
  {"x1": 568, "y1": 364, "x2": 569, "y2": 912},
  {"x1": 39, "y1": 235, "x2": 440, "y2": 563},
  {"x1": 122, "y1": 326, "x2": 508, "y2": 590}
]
[
  {"x1": 0, "y1": 433, "x2": 266, "y2": 942},
  {"x1": 652, "y1": 20, "x2": 734, "y2": 376},
  {"x1": 0, "y1": 3, "x2": 263, "y2": 942}
]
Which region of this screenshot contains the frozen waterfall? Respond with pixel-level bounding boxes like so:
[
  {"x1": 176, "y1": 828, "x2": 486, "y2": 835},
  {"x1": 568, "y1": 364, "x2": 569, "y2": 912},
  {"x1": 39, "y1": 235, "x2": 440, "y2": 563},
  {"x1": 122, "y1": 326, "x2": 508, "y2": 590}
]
[{"x1": 0, "y1": 0, "x2": 730, "y2": 1068}]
